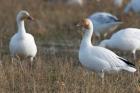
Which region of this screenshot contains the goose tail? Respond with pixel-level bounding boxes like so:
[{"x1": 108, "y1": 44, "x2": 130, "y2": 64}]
[
  {"x1": 123, "y1": 66, "x2": 136, "y2": 73},
  {"x1": 119, "y1": 57, "x2": 136, "y2": 72}
]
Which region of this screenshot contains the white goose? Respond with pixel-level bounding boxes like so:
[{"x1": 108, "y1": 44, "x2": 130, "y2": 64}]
[
  {"x1": 99, "y1": 28, "x2": 140, "y2": 60},
  {"x1": 89, "y1": 12, "x2": 122, "y2": 40},
  {"x1": 79, "y1": 18, "x2": 136, "y2": 78},
  {"x1": 9, "y1": 10, "x2": 37, "y2": 62},
  {"x1": 124, "y1": 0, "x2": 140, "y2": 14}
]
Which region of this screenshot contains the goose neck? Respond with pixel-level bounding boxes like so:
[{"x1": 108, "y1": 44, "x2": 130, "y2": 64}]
[
  {"x1": 17, "y1": 20, "x2": 26, "y2": 34},
  {"x1": 80, "y1": 29, "x2": 93, "y2": 49}
]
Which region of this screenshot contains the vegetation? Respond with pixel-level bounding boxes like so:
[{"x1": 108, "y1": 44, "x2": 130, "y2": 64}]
[{"x1": 0, "y1": 0, "x2": 140, "y2": 92}]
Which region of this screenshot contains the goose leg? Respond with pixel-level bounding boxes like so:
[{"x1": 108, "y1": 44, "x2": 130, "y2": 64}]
[
  {"x1": 95, "y1": 33, "x2": 101, "y2": 43},
  {"x1": 132, "y1": 51, "x2": 136, "y2": 62},
  {"x1": 98, "y1": 71, "x2": 104, "y2": 85},
  {"x1": 29, "y1": 57, "x2": 35, "y2": 70},
  {"x1": 11, "y1": 57, "x2": 15, "y2": 91},
  {"x1": 100, "y1": 33, "x2": 105, "y2": 41},
  {"x1": 98, "y1": 71, "x2": 105, "y2": 92}
]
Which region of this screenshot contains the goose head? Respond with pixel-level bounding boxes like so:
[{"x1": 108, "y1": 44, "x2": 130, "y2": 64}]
[
  {"x1": 16, "y1": 10, "x2": 33, "y2": 22},
  {"x1": 79, "y1": 18, "x2": 94, "y2": 46},
  {"x1": 81, "y1": 18, "x2": 93, "y2": 32}
]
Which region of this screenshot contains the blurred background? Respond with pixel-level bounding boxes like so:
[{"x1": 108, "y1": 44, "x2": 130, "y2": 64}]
[{"x1": 0, "y1": 0, "x2": 136, "y2": 56}]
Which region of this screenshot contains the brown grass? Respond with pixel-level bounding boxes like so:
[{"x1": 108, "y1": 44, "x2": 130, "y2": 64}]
[{"x1": 0, "y1": 0, "x2": 140, "y2": 93}]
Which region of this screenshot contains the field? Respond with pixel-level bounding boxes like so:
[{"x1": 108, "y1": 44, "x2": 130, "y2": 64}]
[{"x1": 0, "y1": 0, "x2": 140, "y2": 92}]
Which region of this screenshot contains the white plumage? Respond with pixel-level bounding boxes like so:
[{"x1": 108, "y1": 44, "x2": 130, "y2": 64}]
[
  {"x1": 89, "y1": 12, "x2": 122, "y2": 39},
  {"x1": 79, "y1": 18, "x2": 136, "y2": 78},
  {"x1": 124, "y1": 0, "x2": 140, "y2": 14},
  {"x1": 99, "y1": 28, "x2": 140, "y2": 60},
  {"x1": 9, "y1": 10, "x2": 37, "y2": 61}
]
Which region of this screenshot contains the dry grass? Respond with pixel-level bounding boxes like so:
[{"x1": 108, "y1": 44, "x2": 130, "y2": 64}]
[
  {"x1": 0, "y1": 54, "x2": 140, "y2": 93},
  {"x1": 0, "y1": 0, "x2": 140, "y2": 92}
]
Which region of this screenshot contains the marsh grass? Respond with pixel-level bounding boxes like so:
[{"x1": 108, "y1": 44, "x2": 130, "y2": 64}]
[{"x1": 0, "y1": 54, "x2": 139, "y2": 93}]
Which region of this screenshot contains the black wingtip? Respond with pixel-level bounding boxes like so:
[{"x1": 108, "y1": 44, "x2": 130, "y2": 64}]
[
  {"x1": 119, "y1": 57, "x2": 135, "y2": 67},
  {"x1": 108, "y1": 15, "x2": 121, "y2": 22}
]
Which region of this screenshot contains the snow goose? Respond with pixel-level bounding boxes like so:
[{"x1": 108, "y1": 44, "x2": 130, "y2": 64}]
[
  {"x1": 79, "y1": 18, "x2": 136, "y2": 78},
  {"x1": 9, "y1": 10, "x2": 37, "y2": 62},
  {"x1": 89, "y1": 12, "x2": 122, "y2": 40},
  {"x1": 99, "y1": 28, "x2": 140, "y2": 61},
  {"x1": 124, "y1": 0, "x2": 140, "y2": 14}
]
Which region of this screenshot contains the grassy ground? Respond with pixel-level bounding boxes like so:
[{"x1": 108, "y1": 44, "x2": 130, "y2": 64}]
[{"x1": 0, "y1": 0, "x2": 140, "y2": 92}]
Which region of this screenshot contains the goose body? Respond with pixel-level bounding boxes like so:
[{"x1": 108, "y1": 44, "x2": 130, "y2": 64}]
[
  {"x1": 124, "y1": 0, "x2": 140, "y2": 14},
  {"x1": 9, "y1": 10, "x2": 37, "y2": 61},
  {"x1": 99, "y1": 28, "x2": 140, "y2": 60},
  {"x1": 89, "y1": 12, "x2": 122, "y2": 39},
  {"x1": 79, "y1": 19, "x2": 136, "y2": 78}
]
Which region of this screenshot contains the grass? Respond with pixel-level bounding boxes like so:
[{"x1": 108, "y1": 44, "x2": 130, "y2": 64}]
[
  {"x1": 0, "y1": 0, "x2": 140, "y2": 92},
  {"x1": 0, "y1": 54, "x2": 139, "y2": 93}
]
